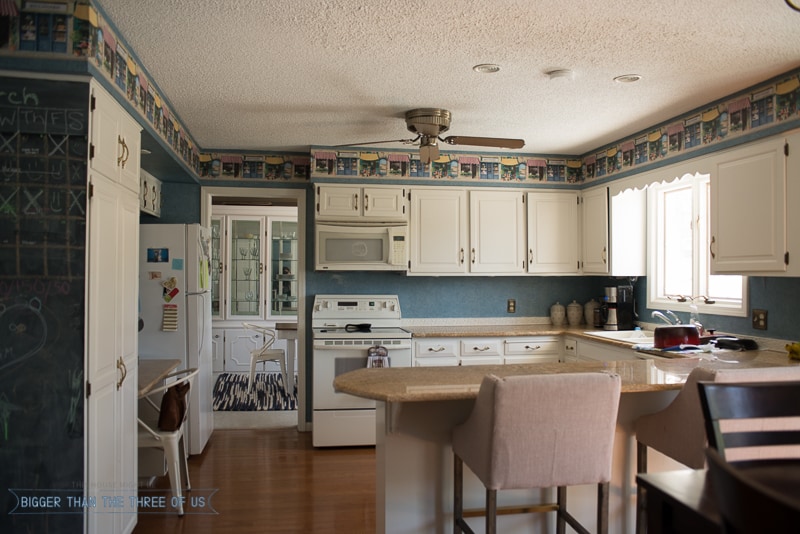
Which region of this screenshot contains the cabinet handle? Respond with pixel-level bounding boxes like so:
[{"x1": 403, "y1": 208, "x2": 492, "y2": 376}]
[
  {"x1": 116, "y1": 357, "x2": 127, "y2": 390},
  {"x1": 259, "y1": 262, "x2": 264, "y2": 274},
  {"x1": 459, "y1": 248, "x2": 465, "y2": 264},
  {"x1": 218, "y1": 261, "x2": 224, "y2": 274},
  {"x1": 428, "y1": 346, "x2": 446, "y2": 352},
  {"x1": 601, "y1": 246, "x2": 607, "y2": 265},
  {"x1": 473, "y1": 346, "x2": 491, "y2": 352},
  {"x1": 471, "y1": 248, "x2": 476, "y2": 264},
  {"x1": 529, "y1": 248, "x2": 533, "y2": 264},
  {"x1": 524, "y1": 345, "x2": 542, "y2": 351},
  {"x1": 364, "y1": 194, "x2": 369, "y2": 211},
  {"x1": 354, "y1": 193, "x2": 358, "y2": 211},
  {"x1": 117, "y1": 136, "x2": 129, "y2": 168},
  {"x1": 710, "y1": 236, "x2": 716, "y2": 259}
]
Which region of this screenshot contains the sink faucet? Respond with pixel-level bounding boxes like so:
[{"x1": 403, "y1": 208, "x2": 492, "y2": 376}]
[{"x1": 652, "y1": 310, "x2": 681, "y2": 325}]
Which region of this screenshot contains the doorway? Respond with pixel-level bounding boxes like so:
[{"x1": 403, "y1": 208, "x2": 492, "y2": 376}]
[{"x1": 200, "y1": 186, "x2": 308, "y2": 432}]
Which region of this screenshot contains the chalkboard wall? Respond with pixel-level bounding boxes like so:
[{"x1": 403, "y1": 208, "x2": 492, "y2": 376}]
[{"x1": 0, "y1": 75, "x2": 88, "y2": 533}]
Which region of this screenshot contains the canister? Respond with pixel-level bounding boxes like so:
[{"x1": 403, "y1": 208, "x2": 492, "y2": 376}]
[
  {"x1": 550, "y1": 302, "x2": 566, "y2": 326},
  {"x1": 584, "y1": 298, "x2": 600, "y2": 325},
  {"x1": 567, "y1": 300, "x2": 583, "y2": 326}
]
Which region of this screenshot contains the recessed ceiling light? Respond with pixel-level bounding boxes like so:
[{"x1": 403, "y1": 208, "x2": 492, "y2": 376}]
[
  {"x1": 473, "y1": 63, "x2": 501, "y2": 74},
  {"x1": 614, "y1": 74, "x2": 642, "y2": 84},
  {"x1": 546, "y1": 69, "x2": 574, "y2": 80},
  {"x1": 786, "y1": 0, "x2": 800, "y2": 13}
]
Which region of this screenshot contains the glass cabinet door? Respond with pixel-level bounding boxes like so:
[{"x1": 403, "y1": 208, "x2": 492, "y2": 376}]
[
  {"x1": 269, "y1": 218, "x2": 298, "y2": 317},
  {"x1": 210, "y1": 217, "x2": 223, "y2": 319},
  {"x1": 227, "y1": 216, "x2": 264, "y2": 319}
]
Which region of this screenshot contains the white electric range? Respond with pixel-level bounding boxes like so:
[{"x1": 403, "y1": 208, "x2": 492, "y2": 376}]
[{"x1": 311, "y1": 295, "x2": 412, "y2": 447}]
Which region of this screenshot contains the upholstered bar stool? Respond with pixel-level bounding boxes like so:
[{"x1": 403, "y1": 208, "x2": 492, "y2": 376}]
[
  {"x1": 452, "y1": 372, "x2": 622, "y2": 534},
  {"x1": 634, "y1": 365, "x2": 800, "y2": 533}
]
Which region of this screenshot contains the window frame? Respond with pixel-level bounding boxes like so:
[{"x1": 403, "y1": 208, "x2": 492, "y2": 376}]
[{"x1": 646, "y1": 171, "x2": 748, "y2": 318}]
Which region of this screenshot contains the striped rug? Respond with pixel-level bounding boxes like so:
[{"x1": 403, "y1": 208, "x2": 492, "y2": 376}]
[{"x1": 213, "y1": 372, "x2": 297, "y2": 411}]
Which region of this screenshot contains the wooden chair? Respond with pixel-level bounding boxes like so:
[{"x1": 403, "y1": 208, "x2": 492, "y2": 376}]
[
  {"x1": 705, "y1": 447, "x2": 800, "y2": 533},
  {"x1": 697, "y1": 379, "x2": 800, "y2": 462},
  {"x1": 452, "y1": 372, "x2": 621, "y2": 534},
  {"x1": 242, "y1": 323, "x2": 287, "y2": 393},
  {"x1": 138, "y1": 368, "x2": 199, "y2": 515}
]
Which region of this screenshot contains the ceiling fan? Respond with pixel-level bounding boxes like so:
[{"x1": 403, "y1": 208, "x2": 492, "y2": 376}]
[{"x1": 335, "y1": 108, "x2": 525, "y2": 163}]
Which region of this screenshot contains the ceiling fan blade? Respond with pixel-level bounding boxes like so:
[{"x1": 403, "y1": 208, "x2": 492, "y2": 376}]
[
  {"x1": 332, "y1": 137, "x2": 419, "y2": 148},
  {"x1": 442, "y1": 136, "x2": 525, "y2": 149}
]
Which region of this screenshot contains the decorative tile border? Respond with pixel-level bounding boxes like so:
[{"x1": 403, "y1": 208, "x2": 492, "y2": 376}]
[{"x1": 2, "y1": 1, "x2": 798, "y2": 185}]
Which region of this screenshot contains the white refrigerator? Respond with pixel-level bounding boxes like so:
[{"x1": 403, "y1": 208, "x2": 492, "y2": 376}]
[{"x1": 139, "y1": 223, "x2": 213, "y2": 455}]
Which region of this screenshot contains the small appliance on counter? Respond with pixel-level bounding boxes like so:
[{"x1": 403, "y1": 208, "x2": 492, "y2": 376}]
[{"x1": 602, "y1": 284, "x2": 635, "y2": 330}]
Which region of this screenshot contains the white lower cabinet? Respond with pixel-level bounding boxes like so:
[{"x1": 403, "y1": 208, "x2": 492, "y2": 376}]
[
  {"x1": 504, "y1": 337, "x2": 561, "y2": 364},
  {"x1": 563, "y1": 337, "x2": 579, "y2": 362},
  {"x1": 414, "y1": 339, "x2": 459, "y2": 366},
  {"x1": 577, "y1": 338, "x2": 638, "y2": 362},
  {"x1": 222, "y1": 327, "x2": 287, "y2": 373},
  {"x1": 414, "y1": 336, "x2": 562, "y2": 366},
  {"x1": 211, "y1": 329, "x2": 225, "y2": 373}
]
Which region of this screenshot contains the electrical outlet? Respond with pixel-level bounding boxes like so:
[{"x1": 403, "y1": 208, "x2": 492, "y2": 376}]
[
  {"x1": 507, "y1": 299, "x2": 516, "y2": 313},
  {"x1": 752, "y1": 308, "x2": 768, "y2": 330}
]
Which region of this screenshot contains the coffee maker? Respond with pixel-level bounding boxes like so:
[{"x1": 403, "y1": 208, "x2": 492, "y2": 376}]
[{"x1": 602, "y1": 284, "x2": 635, "y2": 330}]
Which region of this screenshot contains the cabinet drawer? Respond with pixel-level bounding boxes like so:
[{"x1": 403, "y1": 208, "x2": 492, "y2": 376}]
[
  {"x1": 460, "y1": 338, "x2": 503, "y2": 357},
  {"x1": 504, "y1": 355, "x2": 560, "y2": 365},
  {"x1": 504, "y1": 337, "x2": 560, "y2": 356},
  {"x1": 415, "y1": 339, "x2": 459, "y2": 358}
]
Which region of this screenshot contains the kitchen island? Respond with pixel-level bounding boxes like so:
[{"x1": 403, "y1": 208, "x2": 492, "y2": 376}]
[{"x1": 335, "y1": 352, "x2": 796, "y2": 534}]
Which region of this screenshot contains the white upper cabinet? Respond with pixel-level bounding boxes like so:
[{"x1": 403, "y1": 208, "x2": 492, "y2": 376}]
[
  {"x1": 711, "y1": 136, "x2": 787, "y2": 273},
  {"x1": 409, "y1": 188, "x2": 468, "y2": 273},
  {"x1": 526, "y1": 191, "x2": 579, "y2": 274},
  {"x1": 469, "y1": 190, "x2": 526, "y2": 274},
  {"x1": 89, "y1": 81, "x2": 141, "y2": 193},
  {"x1": 581, "y1": 186, "x2": 609, "y2": 274},
  {"x1": 409, "y1": 188, "x2": 524, "y2": 275},
  {"x1": 316, "y1": 184, "x2": 407, "y2": 221}
]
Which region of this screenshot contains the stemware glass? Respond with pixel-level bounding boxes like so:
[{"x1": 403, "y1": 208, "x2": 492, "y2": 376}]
[
  {"x1": 239, "y1": 247, "x2": 248, "y2": 259},
  {"x1": 250, "y1": 245, "x2": 259, "y2": 258},
  {"x1": 243, "y1": 266, "x2": 252, "y2": 280},
  {"x1": 245, "y1": 291, "x2": 254, "y2": 301}
]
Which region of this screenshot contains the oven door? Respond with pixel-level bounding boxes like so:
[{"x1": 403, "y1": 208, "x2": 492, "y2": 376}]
[{"x1": 312, "y1": 340, "x2": 411, "y2": 409}]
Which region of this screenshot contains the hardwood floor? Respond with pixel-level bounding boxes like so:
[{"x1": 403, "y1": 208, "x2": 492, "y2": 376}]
[{"x1": 133, "y1": 427, "x2": 376, "y2": 533}]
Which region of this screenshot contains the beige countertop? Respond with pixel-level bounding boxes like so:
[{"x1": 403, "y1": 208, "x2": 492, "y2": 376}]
[
  {"x1": 406, "y1": 324, "x2": 593, "y2": 338},
  {"x1": 334, "y1": 350, "x2": 796, "y2": 403}
]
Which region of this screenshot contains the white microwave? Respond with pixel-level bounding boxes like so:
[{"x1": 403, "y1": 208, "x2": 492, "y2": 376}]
[{"x1": 315, "y1": 222, "x2": 408, "y2": 271}]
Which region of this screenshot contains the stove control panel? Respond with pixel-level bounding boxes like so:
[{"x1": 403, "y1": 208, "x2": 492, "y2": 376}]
[{"x1": 313, "y1": 295, "x2": 400, "y2": 320}]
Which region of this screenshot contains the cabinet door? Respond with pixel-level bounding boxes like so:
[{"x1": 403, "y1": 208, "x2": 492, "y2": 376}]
[
  {"x1": 89, "y1": 81, "x2": 141, "y2": 193},
  {"x1": 117, "y1": 110, "x2": 141, "y2": 193},
  {"x1": 527, "y1": 192, "x2": 579, "y2": 273},
  {"x1": 409, "y1": 189, "x2": 468, "y2": 273},
  {"x1": 362, "y1": 186, "x2": 407, "y2": 220},
  {"x1": 269, "y1": 218, "x2": 298, "y2": 317},
  {"x1": 210, "y1": 217, "x2": 224, "y2": 319},
  {"x1": 581, "y1": 187, "x2": 609, "y2": 274},
  {"x1": 226, "y1": 216, "x2": 265, "y2": 319},
  {"x1": 224, "y1": 328, "x2": 261, "y2": 373},
  {"x1": 211, "y1": 329, "x2": 225, "y2": 373},
  {"x1": 711, "y1": 138, "x2": 787, "y2": 273},
  {"x1": 609, "y1": 187, "x2": 646, "y2": 276},
  {"x1": 317, "y1": 185, "x2": 361, "y2": 218},
  {"x1": 470, "y1": 190, "x2": 525, "y2": 273}
]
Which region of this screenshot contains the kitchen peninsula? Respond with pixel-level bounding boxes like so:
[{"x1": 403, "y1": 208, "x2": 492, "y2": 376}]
[{"x1": 335, "y1": 352, "x2": 797, "y2": 534}]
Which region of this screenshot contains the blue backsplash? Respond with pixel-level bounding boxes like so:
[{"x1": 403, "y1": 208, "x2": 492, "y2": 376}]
[{"x1": 306, "y1": 272, "x2": 609, "y2": 319}]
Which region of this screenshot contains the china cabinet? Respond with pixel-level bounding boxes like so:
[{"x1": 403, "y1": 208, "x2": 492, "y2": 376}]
[{"x1": 210, "y1": 206, "x2": 297, "y2": 321}]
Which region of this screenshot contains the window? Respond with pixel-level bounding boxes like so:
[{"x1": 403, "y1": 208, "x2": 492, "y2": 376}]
[{"x1": 647, "y1": 172, "x2": 747, "y2": 317}]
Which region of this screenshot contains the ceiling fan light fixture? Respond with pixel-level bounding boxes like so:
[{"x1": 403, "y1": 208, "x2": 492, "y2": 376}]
[
  {"x1": 614, "y1": 73, "x2": 642, "y2": 84},
  {"x1": 472, "y1": 63, "x2": 501, "y2": 74}
]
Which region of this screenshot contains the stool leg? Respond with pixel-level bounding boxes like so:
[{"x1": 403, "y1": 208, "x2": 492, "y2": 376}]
[
  {"x1": 486, "y1": 489, "x2": 497, "y2": 534},
  {"x1": 556, "y1": 486, "x2": 567, "y2": 534},
  {"x1": 454, "y1": 454, "x2": 463, "y2": 534},
  {"x1": 636, "y1": 441, "x2": 648, "y2": 534},
  {"x1": 597, "y1": 482, "x2": 610, "y2": 534}
]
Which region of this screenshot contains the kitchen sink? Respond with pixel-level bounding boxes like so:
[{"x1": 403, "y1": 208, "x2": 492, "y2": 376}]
[{"x1": 583, "y1": 330, "x2": 654, "y2": 345}]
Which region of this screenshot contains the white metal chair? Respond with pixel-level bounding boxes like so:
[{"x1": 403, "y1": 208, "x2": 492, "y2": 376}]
[
  {"x1": 137, "y1": 367, "x2": 199, "y2": 516},
  {"x1": 452, "y1": 372, "x2": 622, "y2": 534},
  {"x1": 242, "y1": 322, "x2": 288, "y2": 393}
]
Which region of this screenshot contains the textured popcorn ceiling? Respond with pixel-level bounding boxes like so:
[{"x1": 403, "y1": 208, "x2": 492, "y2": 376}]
[{"x1": 95, "y1": 0, "x2": 800, "y2": 156}]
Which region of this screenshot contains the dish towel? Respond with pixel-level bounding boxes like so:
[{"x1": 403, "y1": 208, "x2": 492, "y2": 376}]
[{"x1": 367, "y1": 346, "x2": 390, "y2": 368}]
